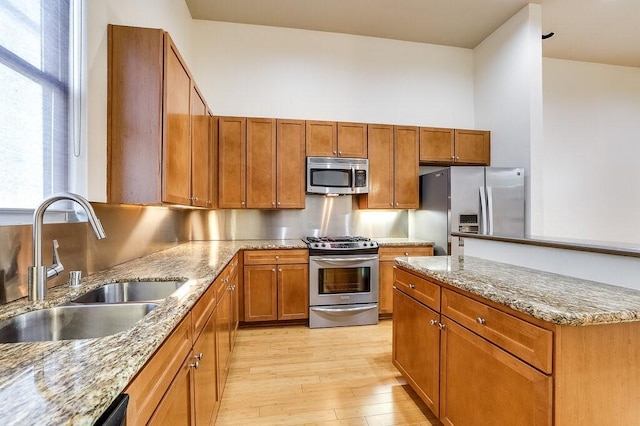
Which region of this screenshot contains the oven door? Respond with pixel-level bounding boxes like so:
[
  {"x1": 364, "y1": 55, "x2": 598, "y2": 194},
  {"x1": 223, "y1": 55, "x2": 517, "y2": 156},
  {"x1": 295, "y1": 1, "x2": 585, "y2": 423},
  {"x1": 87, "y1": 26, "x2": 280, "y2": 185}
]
[{"x1": 309, "y1": 254, "x2": 379, "y2": 306}]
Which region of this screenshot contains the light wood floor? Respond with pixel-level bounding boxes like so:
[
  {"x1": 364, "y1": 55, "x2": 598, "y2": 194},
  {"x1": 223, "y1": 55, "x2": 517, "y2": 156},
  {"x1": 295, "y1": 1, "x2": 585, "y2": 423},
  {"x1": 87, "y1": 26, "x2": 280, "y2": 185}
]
[{"x1": 216, "y1": 320, "x2": 442, "y2": 425}]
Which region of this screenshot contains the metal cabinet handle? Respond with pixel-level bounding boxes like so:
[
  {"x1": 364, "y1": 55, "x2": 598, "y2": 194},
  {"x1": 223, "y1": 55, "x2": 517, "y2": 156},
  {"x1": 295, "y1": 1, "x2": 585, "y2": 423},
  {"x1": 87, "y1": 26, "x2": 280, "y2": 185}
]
[
  {"x1": 404, "y1": 252, "x2": 409, "y2": 256},
  {"x1": 275, "y1": 255, "x2": 279, "y2": 259},
  {"x1": 438, "y1": 322, "x2": 446, "y2": 330},
  {"x1": 195, "y1": 352, "x2": 203, "y2": 360},
  {"x1": 278, "y1": 268, "x2": 282, "y2": 272},
  {"x1": 476, "y1": 317, "x2": 486, "y2": 325},
  {"x1": 409, "y1": 284, "x2": 416, "y2": 289},
  {"x1": 272, "y1": 268, "x2": 276, "y2": 272},
  {"x1": 429, "y1": 319, "x2": 438, "y2": 326},
  {"x1": 189, "y1": 361, "x2": 200, "y2": 369}
]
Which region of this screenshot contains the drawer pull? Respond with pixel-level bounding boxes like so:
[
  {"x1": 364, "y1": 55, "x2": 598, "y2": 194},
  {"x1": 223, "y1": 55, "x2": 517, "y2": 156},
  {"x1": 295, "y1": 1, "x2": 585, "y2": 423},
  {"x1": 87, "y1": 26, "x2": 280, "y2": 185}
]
[
  {"x1": 429, "y1": 319, "x2": 438, "y2": 326},
  {"x1": 405, "y1": 252, "x2": 409, "y2": 256},
  {"x1": 476, "y1": 317, "x2": 486, "y2": 325},
  {"x1": 409, "y1": 284, "x2": 416, "y2": 289}
]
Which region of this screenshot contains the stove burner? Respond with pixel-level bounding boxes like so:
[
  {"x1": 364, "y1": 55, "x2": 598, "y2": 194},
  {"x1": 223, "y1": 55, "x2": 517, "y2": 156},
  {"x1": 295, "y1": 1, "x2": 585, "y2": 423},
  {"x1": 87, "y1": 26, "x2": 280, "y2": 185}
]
[{"x1": 305, "y1": 236, "x2": 371, "y2": 243}]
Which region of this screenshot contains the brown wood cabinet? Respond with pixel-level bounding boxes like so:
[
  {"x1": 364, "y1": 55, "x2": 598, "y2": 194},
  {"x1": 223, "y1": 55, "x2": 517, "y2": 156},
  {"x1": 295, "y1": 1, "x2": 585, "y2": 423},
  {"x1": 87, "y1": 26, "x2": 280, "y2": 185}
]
[
  {"x1": 189, "y1": 87, "x2": 212, "y2": 208},
  {"x1": 306, "y1": 120, "x2": 367, "y2": 158},
  {"x1": 219, "y1": 117, "x2": 305, "y2": 209},
  {"x1": 359, "y1": 125, "x2": 419, "y2": 209},
  {"x1": 218, "y1": 116, "x2": 247, "y2": 208},
  {"x1": 276, "y1": 119, "x2": 306, "y2": 208},
  {"x1": 439, "y1": 317, "x2": 552, "y2": 426},
  {"x1": 247, "y1": 118, "x2": 277, "y2": 208},
  {"x1": 107, "y1": 25, "x2": 213, "y2": 206},
  {"x1": 419, "y1": 127, "x2": 490, "y2": 165},
  {"x1": 243, "y1": 250, "x2": 309, "y2": 322},
  {"x1": 124, "y1": 256, "x2": 240, "y2": 426},
  {"x1": 378, "y1": 246, "x2": 433, "y2": 315},
  {"x1": 393, "y1": 266, "x2": 552, "y2": 425},
  {"x1": 393, "y1": 288, "x2": 440, "y2": 416}
]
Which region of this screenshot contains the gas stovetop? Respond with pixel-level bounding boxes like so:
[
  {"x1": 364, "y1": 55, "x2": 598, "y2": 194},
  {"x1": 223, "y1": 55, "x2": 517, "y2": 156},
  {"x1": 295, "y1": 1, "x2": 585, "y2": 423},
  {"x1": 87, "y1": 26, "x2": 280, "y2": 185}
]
[{"x1": 303, "y1": 236, "x2": 378, "y2": 251}]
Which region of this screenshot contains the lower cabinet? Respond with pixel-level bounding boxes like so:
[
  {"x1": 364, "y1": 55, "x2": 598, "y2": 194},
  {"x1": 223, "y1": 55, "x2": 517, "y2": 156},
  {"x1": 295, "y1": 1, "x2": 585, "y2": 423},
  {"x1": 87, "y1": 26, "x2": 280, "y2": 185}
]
[
  {"x1": 243, "y1": 250, "x2": 309, "y2": 322},
  {"x1": 393, "y1": 266, "x2": 552, "y2": 426},
  {"x1": 379, "y1": 246, "x2": 433, "y2": 315},
  {"x1": 392, "y1": 288, "x2": 440, "y2": 415},
  {"x1": 124, "y1": 255, "x2": 239, "y2": 426}
]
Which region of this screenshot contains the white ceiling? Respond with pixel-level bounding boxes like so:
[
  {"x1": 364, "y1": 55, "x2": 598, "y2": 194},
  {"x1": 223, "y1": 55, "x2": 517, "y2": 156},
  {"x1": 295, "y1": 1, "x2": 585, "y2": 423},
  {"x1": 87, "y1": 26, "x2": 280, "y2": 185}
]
[{"x1": 185, "y1": 0, "x2": 640, "y2": 68}]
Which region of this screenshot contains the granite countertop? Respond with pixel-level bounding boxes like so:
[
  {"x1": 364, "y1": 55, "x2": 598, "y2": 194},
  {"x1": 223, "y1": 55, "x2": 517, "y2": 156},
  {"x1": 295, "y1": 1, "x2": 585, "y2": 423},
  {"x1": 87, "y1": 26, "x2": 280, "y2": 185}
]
[
  {"x1": 396, "y1": 255, "x2": 640, "y2": 326},
  {"x1": 0, "y1": 239, "x2": 306, "y2": 426},
  {"x1": 375, "y1": 238, "x2": 434, "y2": 247}
]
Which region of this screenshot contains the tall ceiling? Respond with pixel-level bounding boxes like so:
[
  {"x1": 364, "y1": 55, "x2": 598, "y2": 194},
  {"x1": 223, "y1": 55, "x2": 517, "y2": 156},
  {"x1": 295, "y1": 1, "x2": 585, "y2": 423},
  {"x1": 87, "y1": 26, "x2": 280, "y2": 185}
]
[{"x1": 185, "y1": 0, "x2": 640, "y2": 68}]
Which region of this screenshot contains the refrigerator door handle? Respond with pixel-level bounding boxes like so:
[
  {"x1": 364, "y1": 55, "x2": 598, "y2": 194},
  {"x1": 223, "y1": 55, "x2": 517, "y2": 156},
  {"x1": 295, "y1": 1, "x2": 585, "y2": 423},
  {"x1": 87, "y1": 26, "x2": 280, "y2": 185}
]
[
  {"x1": 487, "y1": 186, "x2": 494, "y2": 235},
  {"x1": 479, "y1": 186, "x2": 488, "y2": 235}
]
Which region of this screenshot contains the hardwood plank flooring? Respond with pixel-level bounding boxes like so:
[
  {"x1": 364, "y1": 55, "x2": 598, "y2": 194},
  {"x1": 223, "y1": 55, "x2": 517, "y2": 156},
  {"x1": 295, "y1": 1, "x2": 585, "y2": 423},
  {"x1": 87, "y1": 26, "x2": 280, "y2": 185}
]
[{"x1": 216, "y1": 320, "x2": 442, "y2": 425}]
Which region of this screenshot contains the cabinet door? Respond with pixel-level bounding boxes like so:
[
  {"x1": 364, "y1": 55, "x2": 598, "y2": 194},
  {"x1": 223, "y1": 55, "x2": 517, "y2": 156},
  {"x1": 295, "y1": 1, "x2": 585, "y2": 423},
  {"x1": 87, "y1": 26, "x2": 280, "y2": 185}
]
[
  {"x1": 454, "y1": 129, "x2": 490, "y2": 165},
  {"x1": 419, "y1": 127, "x2": 454, "y2": 163},
  {"x1": 244, "y1": 265, "x2": 278, "y2": 321},
  {"x1": 162, "y1": 34, "x2": 192, "y2": 205},
  {"x1": 247, "y1": 118, "x2": 277, "y2": 208},
  {"x1": 278, "y1": 264, "x2": 309, "y2": 320},
  {"x1": 360, "y1": 124, "x2": 393, "y2": 209},
  {"x1": 216, "y1": 287, "x2": 231, "y2": 395},
  {"x1": 193, "y1": 310, "x2": 218, "y2": 426},
  {"x1": 276, "y1": 119, "x2": 306, "y2": 209},
  {"x1": 378, "y1": 261, "x2": 394, "y2": 315},
  {"x1": 440, "y1": 318, "x2": 552, "y2": 426},
  {"x1": 393, "y1": 288, "x2": 440, "y2": 416},
  {"x1": 208, "y1": 112, "x2": 218, "y2": 209},
  {"x1": 337, "y1": 122, "x2": 367, "y2": 158},
  {"x1": 218, "y1": 116, "x2": 246, "y2": 208},
  {"x1": 306, "y1": 120, "x2": 337, "y2": 157},
  {"x1": 147, "y1": 357, "x2": 194, "y2": 426},
  {"x1": 229, "y1": 263, "x2": 239, "y2": 348},
  {"x1": 190, "y1": 86, "x2": 209, "y2": 207},
  {"x1": 394, "y1": 126, "x2": 419, "y2": 208}
]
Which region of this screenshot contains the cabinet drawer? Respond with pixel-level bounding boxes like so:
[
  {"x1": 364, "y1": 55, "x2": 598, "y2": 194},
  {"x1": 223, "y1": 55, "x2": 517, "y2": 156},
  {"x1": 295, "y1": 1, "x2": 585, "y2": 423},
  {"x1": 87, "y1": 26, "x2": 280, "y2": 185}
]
[
  {"x1": 394, "y1": 267, "x2": 440, "y2": 312},
  {"x1": 379, "y1": 246, "x2": 433, "y2": 261},
  {"x1": 244, "y1": 249, "x2": 308, "y2": 265},
  {"x1": 442, "y1": 289, "x2": 553, "y2": 374}
]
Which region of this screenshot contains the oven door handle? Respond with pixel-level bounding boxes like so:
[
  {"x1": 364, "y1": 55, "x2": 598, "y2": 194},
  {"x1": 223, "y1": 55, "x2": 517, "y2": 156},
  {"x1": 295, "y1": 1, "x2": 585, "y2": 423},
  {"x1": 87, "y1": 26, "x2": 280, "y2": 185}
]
[
  {"x1": 312, "y1": 256, "x2": 379, "y2": 263},
  {"x1": 311, "y1": 305, "x2": 377, "y2": 315}
]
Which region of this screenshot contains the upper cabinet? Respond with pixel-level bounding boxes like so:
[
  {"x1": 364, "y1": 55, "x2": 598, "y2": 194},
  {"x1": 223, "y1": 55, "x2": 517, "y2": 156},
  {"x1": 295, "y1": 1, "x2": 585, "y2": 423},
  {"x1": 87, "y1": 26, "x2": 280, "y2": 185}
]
[
  {"x1": 246, "y1": 117, "x2": 277, "y2": 208},
  {"x1": 419, "y1": 127, "x2": 490, "y2": 165},
  {"x1": 107, "y1": 25, "x2": 214, "y2": 206},
  {"x1": 218, "y1": 116, "x2": 247, "y2": 209},
  {"x1": 359, "y1": 124, "x2": 419, "y2": 209},
  {"x1": 218, "y1": 117, "x2": 305, "y2": 209},
  {"x1": 306, "y1": 120, "x2": 367, "y2": 158}
]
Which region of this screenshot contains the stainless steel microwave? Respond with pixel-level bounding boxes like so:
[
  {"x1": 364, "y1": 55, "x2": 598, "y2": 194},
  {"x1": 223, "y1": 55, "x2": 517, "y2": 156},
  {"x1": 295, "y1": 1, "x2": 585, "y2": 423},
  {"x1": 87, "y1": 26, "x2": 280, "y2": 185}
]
[{"x1": 306, "y1": 157, "x2": 369, "y2": 195}]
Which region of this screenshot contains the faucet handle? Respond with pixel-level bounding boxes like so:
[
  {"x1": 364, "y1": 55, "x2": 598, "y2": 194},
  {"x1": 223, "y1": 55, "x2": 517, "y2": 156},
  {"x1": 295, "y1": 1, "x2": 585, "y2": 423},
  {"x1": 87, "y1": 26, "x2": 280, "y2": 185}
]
[{"x1": 47, "y1": 239, "x2": 64, "y2": 279}]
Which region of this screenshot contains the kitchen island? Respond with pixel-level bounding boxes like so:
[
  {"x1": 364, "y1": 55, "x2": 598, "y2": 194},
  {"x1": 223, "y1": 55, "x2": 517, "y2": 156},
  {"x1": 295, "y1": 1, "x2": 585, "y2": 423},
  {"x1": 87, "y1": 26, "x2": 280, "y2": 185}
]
[{"x1": 393, "y1": 255, "x2": 640, "y2": 425}]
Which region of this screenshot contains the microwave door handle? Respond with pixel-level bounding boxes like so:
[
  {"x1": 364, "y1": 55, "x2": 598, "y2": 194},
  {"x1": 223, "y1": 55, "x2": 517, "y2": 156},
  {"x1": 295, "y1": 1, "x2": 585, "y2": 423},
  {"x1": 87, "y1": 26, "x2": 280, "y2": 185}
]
[{"x1": 351, "y1": 166, "x2": 356, "y2": 190}]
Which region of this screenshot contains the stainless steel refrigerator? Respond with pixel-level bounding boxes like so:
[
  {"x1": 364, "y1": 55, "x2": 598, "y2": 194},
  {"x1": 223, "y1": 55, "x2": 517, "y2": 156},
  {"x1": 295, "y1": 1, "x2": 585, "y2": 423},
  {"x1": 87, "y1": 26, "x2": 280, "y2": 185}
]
[{"x1": 414, "y1": 167, "x2": 525, "y2": 256}]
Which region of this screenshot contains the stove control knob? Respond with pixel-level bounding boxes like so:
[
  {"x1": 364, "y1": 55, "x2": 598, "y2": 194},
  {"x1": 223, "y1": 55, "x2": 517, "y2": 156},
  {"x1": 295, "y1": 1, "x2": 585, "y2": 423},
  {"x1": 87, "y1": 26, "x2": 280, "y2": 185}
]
[
  {"x1": 314, "y1": 243, "x2": 319, "y2": 247},
  {"x1": 321, "y1": 243, "x2": 326, "y2": 247}
]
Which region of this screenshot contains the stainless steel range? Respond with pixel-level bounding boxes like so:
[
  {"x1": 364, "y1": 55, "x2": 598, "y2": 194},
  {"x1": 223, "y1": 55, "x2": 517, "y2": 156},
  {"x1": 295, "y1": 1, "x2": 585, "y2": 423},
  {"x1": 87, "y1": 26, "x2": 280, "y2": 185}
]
[{"x1": 303, "y1": 236, "x2": 379, "y2": 328}]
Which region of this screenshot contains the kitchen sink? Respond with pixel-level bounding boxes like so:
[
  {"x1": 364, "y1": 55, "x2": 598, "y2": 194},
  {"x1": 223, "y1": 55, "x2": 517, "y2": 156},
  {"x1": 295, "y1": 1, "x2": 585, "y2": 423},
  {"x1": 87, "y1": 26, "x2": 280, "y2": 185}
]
[
  {"x1": 0, "y1": 303, "x2": 159, "y2": 343},
  {"x1": 71, "y1": 280, "x2": 188, "y2": 304}
]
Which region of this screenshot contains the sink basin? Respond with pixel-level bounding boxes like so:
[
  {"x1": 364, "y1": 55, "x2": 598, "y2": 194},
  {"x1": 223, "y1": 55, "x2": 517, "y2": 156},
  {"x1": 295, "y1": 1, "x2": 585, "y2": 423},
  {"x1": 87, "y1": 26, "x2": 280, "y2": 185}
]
[
  {"x1": 72, "y1": 280, "x2": 187, "y2": 304},
  {"x1": 0, "y1": 303, "x2": 159, "y2": 343}
]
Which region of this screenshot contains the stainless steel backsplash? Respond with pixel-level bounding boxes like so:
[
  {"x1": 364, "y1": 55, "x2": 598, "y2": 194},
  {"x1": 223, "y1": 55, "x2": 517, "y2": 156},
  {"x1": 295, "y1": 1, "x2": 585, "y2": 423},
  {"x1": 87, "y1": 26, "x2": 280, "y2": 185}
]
[{"x1": 0, "y1": 196, "x2": 407, "y2": 304}]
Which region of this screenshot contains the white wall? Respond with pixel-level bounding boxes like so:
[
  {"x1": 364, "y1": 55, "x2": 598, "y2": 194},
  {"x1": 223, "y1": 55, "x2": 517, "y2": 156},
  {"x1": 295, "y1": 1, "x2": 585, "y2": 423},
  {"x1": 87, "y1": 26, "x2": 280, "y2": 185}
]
[
  {"x1": 190, "y1": 21, "x2": 475, "y2": 127},
  {"x1": 85, "y1": 0, "x2": 194, "y2": 202},
  {"x1": 473, "y1": 4, "x2": 543, "y2": 235},
  {"x1": 540, "y1": 59, "x2": 640, "y2": 244}
]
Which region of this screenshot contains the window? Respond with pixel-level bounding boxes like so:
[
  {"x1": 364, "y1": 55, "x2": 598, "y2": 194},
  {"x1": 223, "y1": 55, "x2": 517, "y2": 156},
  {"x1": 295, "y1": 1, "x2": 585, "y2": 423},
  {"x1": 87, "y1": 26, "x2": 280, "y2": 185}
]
[{"x1": 0, "y1": 0, "x2": 81, "y2": 222}]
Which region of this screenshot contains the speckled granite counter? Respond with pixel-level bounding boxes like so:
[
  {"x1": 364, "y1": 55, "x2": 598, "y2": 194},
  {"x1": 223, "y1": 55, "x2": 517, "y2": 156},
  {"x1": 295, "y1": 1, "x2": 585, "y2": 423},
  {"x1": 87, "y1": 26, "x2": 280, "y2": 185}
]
[
  {"x1": 396, "y1": 255, "x2": 640, "y2": 326},
  {"x1": 375, "y1": 238, "x2": 434, "y2": 247},
  {"x1": 0, "y1": 240, "x2": 306, "y2": 426}
]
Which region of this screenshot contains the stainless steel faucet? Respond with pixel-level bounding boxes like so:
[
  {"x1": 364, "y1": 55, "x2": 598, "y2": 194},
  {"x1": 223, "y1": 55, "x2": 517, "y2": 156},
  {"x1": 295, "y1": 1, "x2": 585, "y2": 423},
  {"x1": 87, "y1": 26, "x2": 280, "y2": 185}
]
[{"x1": 28, "y1": 192, "x2": 106, "y2": 301}]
